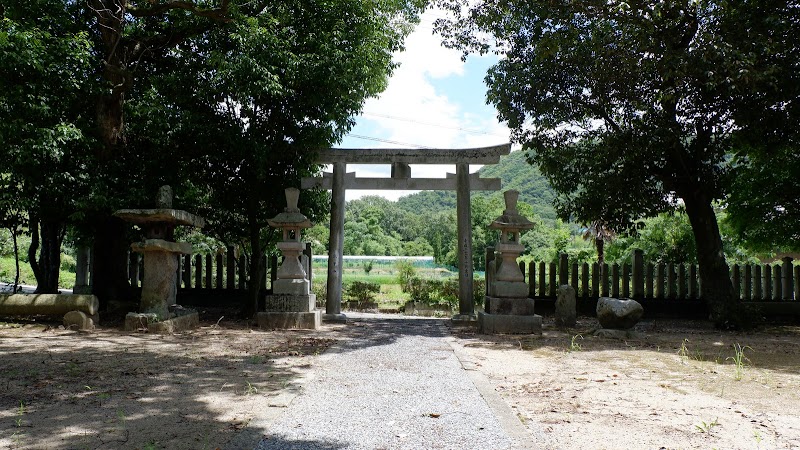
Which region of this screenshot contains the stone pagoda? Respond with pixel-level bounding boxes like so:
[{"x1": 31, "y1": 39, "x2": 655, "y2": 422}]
[
  {"x1": 115, "y1": 186, "x2": 205, "y2": 333},
  {"x1": 257, "y1": 188, "x2": 320, "y2": 329},
  {"x1": 479, "y1": 189, "x2": 542, "y2": 334}
]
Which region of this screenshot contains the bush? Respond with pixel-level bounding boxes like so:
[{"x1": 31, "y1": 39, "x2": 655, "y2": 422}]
[
  {"x1": 473, "y1": 278, "x2": 486, "y2": 308},
  {"x1": 311, "y1": 281, "x2": 327, "y2": 308},
  {"x1": 60, "y1": 254, "x2": 77, "y2": 272},
  {"x1": 406, "y1": 276, "x2": 486, "y2": 309},
  {"x1": 395, "y1": 260, "x2": 416, "y2": 293},
  {"x1": 406, "y1": 277, "x2": 435, "y2": 304},
  {"x1": 362, "y1": 260, "x2": 374, "y2": 275},
  {"x1": 344, "y1": 281, "x2": 380, "y2": 303}
]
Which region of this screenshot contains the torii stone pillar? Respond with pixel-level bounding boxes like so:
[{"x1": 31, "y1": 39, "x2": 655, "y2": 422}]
[
  {"x1": 454, "y1": 163, "x2": 474, "y2": 321},
  {"x1": 302, "y1": 144, "x2": 511, "y2": 325},
  {"x1": 325, "y1": 162, "x2": 347, "y2": 322}
]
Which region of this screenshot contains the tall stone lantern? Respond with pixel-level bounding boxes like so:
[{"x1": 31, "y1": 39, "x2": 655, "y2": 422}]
[
  {"x1": 480, "y1": 189, "x2": 542, "y2": 334},
  {"x1": 257, "y1": 188, "x2": 321, "y2": 329},
  {"x1": 115, "y1": 185, "x2": 205, "y2": 333}
]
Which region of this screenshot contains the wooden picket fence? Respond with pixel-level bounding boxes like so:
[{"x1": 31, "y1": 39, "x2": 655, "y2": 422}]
[
  {"x1": 486, "y1": 249, "x2": 799, "y2": 317},
  {"x1": 121, "y1": 244, "x2": 313, "y2": 306}
]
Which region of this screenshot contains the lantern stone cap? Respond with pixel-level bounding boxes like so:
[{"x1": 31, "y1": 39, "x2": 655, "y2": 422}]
[
  {"x1": 268, "y1": 188, "x2": 312, "y2": 229},
  {"x1": 489, "y1": 189, "x2": 535, "y2": 230},
  {"x1": 114, "y1": 209, "x2": 205, "y2": 228}
]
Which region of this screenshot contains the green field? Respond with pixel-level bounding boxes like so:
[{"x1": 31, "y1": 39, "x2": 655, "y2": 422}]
[{"x1": 0, "y1": 256, "x2": 75, "y2": 289}]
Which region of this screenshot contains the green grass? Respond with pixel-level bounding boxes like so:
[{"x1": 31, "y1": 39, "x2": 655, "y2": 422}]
[
  {"x1": 728, "y1": 343, "x2": 752, "y2": 381},
  {"x1": 1, "y1": 255, "x2": 76, "y2": 289}
]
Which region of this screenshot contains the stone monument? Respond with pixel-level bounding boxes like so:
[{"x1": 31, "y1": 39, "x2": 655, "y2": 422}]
[
  {"x1": 479, "y1": 190, "x2": 542, "y2": 334},
  {"x1": 115, "y1": 186, "x2": 205, "y2": 333},
  {"x1": 257, "y1": 188, "x2": 321, "y2": 329}
]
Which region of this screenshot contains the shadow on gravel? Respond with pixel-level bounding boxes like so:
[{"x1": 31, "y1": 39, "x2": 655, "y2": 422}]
[
  {"x1": 257, "y1": 436, "x2": 348, "y2": 450},
  {"x1": 328, "y1": 314, "x2": 450, "y2": 354}
]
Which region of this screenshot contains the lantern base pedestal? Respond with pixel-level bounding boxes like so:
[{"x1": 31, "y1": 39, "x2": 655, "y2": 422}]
[
  {"x1": 478, "y1": 310, "x2": 541, "y2": 335},
  {"x1": 273, "y1": 279, "x2": 311, "y2": 296},
  {"x1": 490, "y1": 280, "x2": 528, "y2": 298},
  {"x1": 257, "y1": 310, "x2": 321, "y2": 330}
]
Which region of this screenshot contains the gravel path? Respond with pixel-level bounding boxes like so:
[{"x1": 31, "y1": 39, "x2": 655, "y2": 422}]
[{"x1": 255, "y1": 313, "x2": 529, "y2": 450}]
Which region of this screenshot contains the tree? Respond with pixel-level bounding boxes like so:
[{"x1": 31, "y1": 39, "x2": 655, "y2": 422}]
[
  {"x1": 0, "y1": 176, "x2": 26, "y2": 292},
  {"x1": 81, "y1": 0, "x2": 237, "y2": 303},
  {"x1": 435, "y1": 1, "x2": 800, "y2": 328},
  {"x1": 0, "y1": 1, "x2": 95, "y2": 293},
  {"x1": 124, "y1": 0, "x2": 422, "y2": 316},
  {"x1": 582, "y1": 221, "x2": 616, "y2": 266}
]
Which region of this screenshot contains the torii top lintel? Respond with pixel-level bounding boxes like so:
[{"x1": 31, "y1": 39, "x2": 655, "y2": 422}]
[{"x1": 313, "y1": 144, "x2": 511, "y2": 165}]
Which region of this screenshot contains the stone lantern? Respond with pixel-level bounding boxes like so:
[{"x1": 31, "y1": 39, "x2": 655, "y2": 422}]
[
  {"x1": 258, "y1": 188, "x2": 320, "y2": 329},
  {"x1": 114, "y1": 185, "x2": 205, "y2": 332},
  {"x1": 480, "y1": 189, "x2": 542, "y2": 334},
  {"x1": 489, "y1": 190, "x2": 535, "y2": 298},
  {"x1": 268, "y1": 188, "x2": 313, "y2": 295}
]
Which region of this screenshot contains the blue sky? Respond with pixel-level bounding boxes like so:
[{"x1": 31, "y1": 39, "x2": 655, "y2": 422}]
[{"x1": 334, "y1": 11, "x2": 512, "y2": 201}]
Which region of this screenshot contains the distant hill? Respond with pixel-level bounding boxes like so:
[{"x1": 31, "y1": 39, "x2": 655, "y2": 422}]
[
  {"x1": 476, "y1": 149, "x2": 557, "y2": 221},
  {"x1": 396, "y1": 150, "x2": 557, "y2": 222},
  {"x1": 396, "y1": 190, "x2": 456, "y2": 215}
]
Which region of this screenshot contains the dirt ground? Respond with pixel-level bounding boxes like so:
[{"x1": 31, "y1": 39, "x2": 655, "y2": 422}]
[
  {"x1": 451, "y1": 318, "x2": 800, "y2": 450},
  {"x1": 1, "y1": 311, "x2": 800, "y2": 450}
]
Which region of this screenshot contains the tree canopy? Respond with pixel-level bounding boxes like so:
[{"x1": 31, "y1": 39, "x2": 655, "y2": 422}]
[
  {"x1": 1, "y1": 0, "x2": 423, "y2": 309},
  {"x1": 434, "y1": 0, "x2": 800, "y2": 327}
]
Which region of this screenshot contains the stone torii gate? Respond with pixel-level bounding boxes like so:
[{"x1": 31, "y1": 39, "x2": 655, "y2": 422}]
[{"x1": 301, "y1": 144, "x2": 511, "y2": 323}]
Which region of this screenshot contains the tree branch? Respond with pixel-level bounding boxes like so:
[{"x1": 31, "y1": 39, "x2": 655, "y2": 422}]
[{"x1": 125, "y1": 0, "x2": 231, "y2": 22}]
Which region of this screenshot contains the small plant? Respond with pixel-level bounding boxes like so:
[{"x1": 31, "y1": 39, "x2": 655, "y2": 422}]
[
  {"x1": 142, "y1": 442, "x2": 158, "y2": 450},
  {"x1": 66, "y1": 361, "x2": 81, "y2": 377},
  {"x1": 727, "y1": 343, "x2": 752, "y2": 381},
  {"x1": 15, "y1": 401, "x2": 25, "y2": 427},
  {"x1": 116, "y1": 409, "x2": 126, "y2": 425},
  {"x1": 569, "y1": 334, "x2": 583, "y2": 352},
  {"x1": 362, "y1": 259, "x2": 374, "y2": 275},
  {"x1": 695, "y1": 417, "x2": 719, "y2": 433},
  {"x1": 247, "y1": 355, "x2": 264, "y2": 364},
  {"x1": 97, "y1": 392, "x2": 111, "y2": 405},
  {"x1": 244, "y1": 381, "x2": 258, "y2": 396},
  {"x1": 678, "y1": 338, "x2": 689, "y2": 359}
]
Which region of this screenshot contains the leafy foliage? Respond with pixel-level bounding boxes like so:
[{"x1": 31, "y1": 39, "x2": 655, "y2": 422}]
[
  {"x1": 725, "y1": 148, "x2": 800, "y2": 252},
  {"x1": 433, "y1": 0, "x2": 800, "y2": 328},
  {"x1": 344, "y1": 281, "x2": 381, "y2": 303},
  {"x1": 0, "y1": 1, "x2": 96, "y2": 291}
]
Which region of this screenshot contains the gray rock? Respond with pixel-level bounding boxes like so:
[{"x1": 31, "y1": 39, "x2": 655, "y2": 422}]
[
  {"x1": 63, "y1": 310, "x2": 94, "y2": 331},
  {"x1": 555, "y1": 285, "x2": 577, "y2": 327},
  {"x1": 596, "y1": 297, "x2": 643, "y2": 329}
]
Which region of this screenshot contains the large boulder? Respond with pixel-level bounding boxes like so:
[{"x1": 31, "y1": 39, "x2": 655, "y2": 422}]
[
  {"x1": 555, "y1": 285, "x2": 577, "y2": 327},
  {"x1": 596, "y1": 297, "x2": 643, "y2": 329}
]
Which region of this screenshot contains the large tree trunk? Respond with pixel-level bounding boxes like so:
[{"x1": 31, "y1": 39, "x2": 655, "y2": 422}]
[
  {"x1": 244, "y1": 229, "x2": 264, "y2": 319},
  {"x1": 681, "y1": 191, "x2": 748, "y2": 329},
  {"x1": 29, "y1": 217, "x2": 64, "y2": 294},
  {"x1": 595, "y1": 238, "x2": 605, "y2": 266},
  {"x1": 91, "y1": 216, "x2": 133, "y2": 309}
]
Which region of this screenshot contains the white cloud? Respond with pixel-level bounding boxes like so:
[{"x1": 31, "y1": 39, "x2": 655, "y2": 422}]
[{"x1": 336, "y1": 10, "x2": 510, "y2": 201}]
